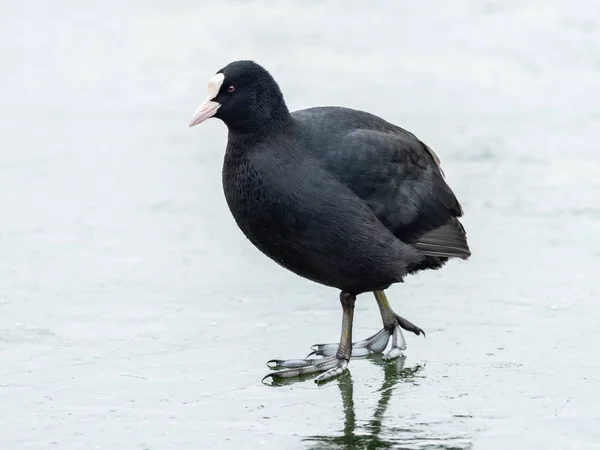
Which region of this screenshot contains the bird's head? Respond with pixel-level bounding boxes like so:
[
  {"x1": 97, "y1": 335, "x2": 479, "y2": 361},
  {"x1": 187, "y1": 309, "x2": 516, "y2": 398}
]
[{"x1": 188, "y1": 60, "x2": 289, "y2": 134}]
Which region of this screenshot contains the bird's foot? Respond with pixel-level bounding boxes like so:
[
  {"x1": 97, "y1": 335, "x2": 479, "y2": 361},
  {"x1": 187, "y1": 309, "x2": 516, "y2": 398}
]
[
  {"x1": 382, "y1": 325, "x2": 406, "y2": 361},
  {"x1": 263, "y1": 355, "x2": 349, "y2": 384},
  {"x1": 309, "y1": 328, "x2": 392, "y2": 358},
  {"x1": 309, "y1": 313, "x2": 424, "y2": 360}
]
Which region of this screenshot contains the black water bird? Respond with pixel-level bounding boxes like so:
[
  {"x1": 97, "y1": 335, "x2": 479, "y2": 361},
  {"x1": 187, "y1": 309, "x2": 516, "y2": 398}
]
[{"x1": 189, "y1": 60, "x2": 470, "y2": 383}]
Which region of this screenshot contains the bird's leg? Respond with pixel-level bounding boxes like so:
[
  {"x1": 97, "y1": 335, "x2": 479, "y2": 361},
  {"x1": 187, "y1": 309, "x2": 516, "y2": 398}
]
[
  {"x1": 310, "y1": 290, "x2": 425, "y2": 360},
  {"x1": 263, "y1": 291, "x2": 356, "y2": 384}
]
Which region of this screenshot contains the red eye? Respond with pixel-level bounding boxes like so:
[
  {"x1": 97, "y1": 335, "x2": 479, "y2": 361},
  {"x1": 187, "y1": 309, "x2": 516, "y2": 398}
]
[{"x1": 227, "y1": 85, "x2": 236, "y2": 93}]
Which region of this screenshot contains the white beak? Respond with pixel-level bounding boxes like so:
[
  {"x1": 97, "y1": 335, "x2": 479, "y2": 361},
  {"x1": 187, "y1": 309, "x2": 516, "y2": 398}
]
[
  {"x1": 189, "y1": 72, "x2": 225, "y2": 128},
  {"x1": 188, "y1": 98, "x2": 221, "y2": 127}
]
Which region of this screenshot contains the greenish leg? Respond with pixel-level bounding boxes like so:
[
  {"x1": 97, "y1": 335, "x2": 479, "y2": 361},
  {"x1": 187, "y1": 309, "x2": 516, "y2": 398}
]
[{"x1": 310, "y1": 290, "x2": 425, "y2": 361}]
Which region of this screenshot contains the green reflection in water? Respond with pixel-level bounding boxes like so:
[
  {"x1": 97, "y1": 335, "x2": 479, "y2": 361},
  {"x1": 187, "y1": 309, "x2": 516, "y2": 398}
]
[{"x1": 302, "y1": 356, "x2": 471, "y2": 450}]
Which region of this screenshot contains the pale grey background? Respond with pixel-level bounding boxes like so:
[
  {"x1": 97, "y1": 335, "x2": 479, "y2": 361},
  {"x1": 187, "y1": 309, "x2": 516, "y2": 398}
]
[{"x1": 1, "y1": 0, "x2": 599, "y2": 449}]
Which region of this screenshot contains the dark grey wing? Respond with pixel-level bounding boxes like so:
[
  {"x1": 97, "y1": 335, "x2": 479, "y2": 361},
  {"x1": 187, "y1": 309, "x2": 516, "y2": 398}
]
[{"x1": 318, "y1": 128, "x2": 470, "y2": 259}]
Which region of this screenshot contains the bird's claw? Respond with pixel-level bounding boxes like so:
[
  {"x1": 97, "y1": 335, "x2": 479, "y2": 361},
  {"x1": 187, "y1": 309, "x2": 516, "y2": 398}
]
[
  {"x1": 262, "y1": 355, "x2": 349, "y2": 384},
  {"x1": 393, "y1": 313, "x2": 426, "y2": 337}
]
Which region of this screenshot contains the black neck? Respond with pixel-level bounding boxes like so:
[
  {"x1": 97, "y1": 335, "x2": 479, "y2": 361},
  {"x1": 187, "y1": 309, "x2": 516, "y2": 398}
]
[{"x1": 226, "y1": 102, "x2": 292, "y2": 139}]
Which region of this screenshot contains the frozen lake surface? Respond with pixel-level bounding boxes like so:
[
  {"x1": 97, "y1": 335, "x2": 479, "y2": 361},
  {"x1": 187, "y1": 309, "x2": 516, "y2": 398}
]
[{"x1": 1, "y1": 1, "x2": 599, "y2": 448}]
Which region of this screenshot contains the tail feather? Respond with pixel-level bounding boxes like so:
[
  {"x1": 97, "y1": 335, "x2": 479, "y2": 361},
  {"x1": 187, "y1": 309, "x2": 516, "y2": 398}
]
[{"x1": 414, "y1": 218, "x2": 471, "y2": 260}]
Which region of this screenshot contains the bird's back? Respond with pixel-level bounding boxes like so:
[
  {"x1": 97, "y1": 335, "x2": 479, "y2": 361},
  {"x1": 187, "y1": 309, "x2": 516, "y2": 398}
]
[{"x1": 291, "y1": 106, "x2": 470, "y2": 265}]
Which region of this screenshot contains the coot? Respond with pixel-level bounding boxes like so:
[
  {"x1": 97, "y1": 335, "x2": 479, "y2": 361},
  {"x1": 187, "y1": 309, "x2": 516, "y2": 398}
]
[{"x1": 189, "y1": 60, "x2": 470, "y2": 383}]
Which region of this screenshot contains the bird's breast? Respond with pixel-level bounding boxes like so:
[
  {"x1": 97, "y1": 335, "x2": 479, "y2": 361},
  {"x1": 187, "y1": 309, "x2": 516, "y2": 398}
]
[{"x1": 221, "y1": 153, "x2": 305, "y2": 260}]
